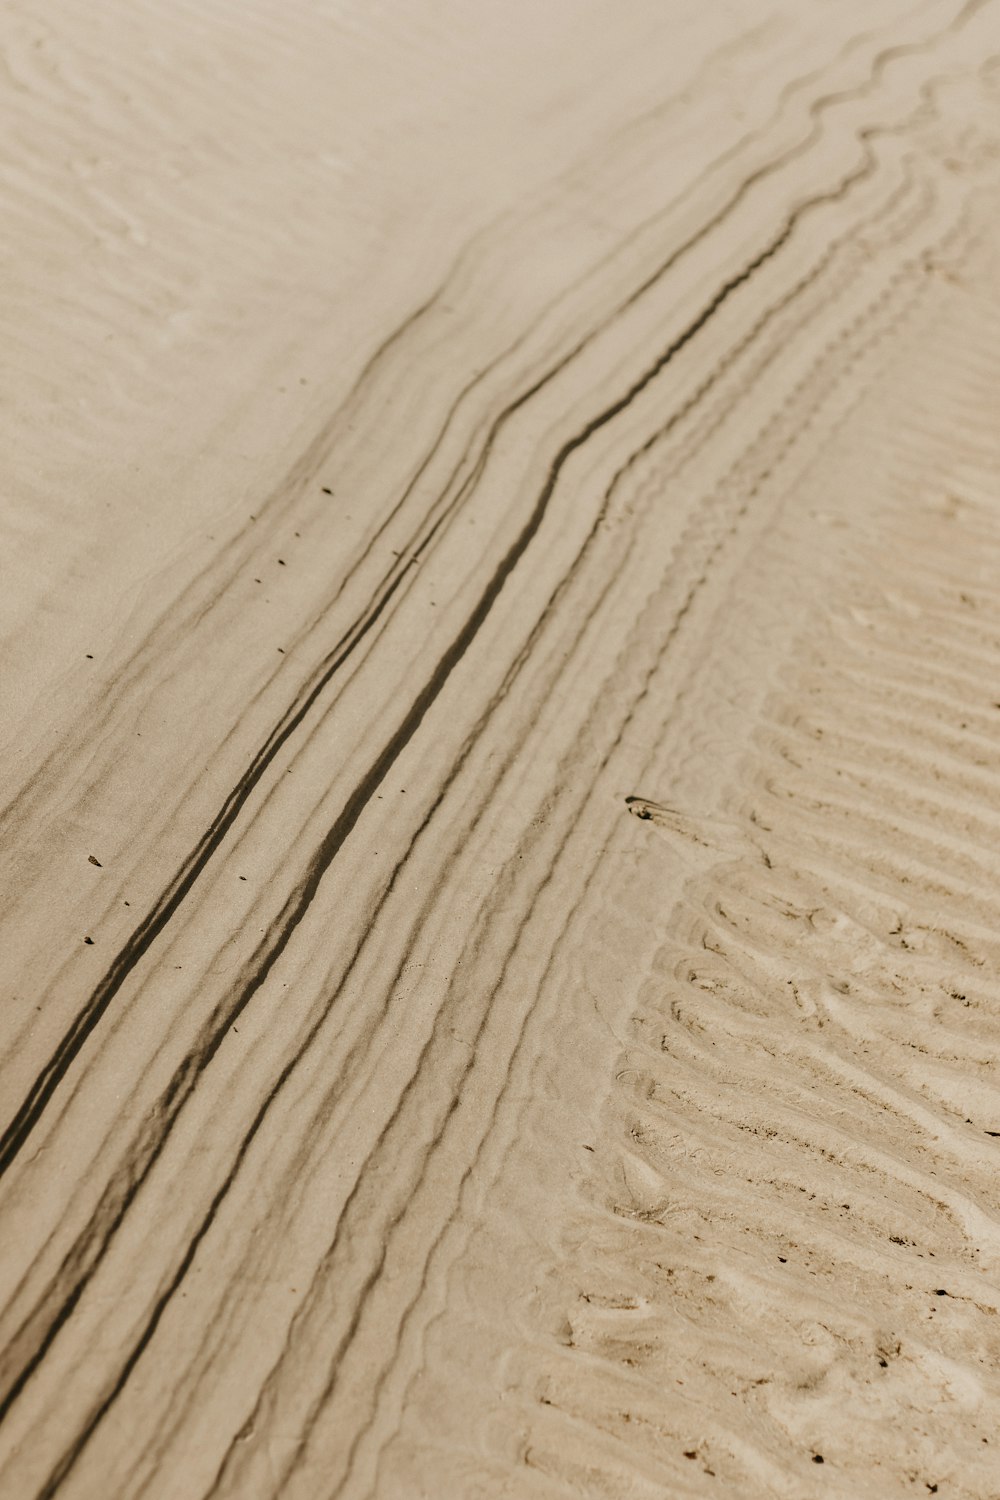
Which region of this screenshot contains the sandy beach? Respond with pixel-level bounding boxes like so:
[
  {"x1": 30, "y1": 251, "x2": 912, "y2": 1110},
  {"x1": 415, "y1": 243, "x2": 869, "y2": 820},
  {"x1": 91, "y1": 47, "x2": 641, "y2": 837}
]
[{"x1": 3, "y1": 1, "x2": 1000, "y2": 1495}]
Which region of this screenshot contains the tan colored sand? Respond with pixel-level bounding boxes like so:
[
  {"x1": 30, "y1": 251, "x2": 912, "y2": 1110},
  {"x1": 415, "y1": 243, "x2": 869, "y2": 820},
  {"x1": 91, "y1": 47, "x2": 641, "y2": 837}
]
[{"x1": 3, "y1": 1, "x2": 1000, "y2": 1496}]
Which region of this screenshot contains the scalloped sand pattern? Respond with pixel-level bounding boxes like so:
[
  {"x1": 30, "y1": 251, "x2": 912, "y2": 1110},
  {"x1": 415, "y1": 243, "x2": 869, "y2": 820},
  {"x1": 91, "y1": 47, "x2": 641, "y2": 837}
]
[{"x1": 3, "y1": 2, "x2": 1000, "y2": 1496}]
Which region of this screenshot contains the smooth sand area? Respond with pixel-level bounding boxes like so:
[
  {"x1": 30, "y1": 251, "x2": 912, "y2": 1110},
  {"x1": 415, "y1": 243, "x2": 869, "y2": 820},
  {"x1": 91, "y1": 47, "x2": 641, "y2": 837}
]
[{"x1": 3, "y1": 1, "x2": 1000, "y2": 1496}]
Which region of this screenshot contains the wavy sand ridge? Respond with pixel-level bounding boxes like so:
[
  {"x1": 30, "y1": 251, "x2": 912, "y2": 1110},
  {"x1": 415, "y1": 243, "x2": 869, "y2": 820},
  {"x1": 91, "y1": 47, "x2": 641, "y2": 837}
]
[{"x1": 2, "y1": 1, "x2": 1000, "y2": 1496}]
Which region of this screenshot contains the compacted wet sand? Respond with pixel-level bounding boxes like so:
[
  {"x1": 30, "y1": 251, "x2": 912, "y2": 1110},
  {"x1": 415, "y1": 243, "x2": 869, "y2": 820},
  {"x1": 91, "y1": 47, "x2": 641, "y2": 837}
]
[{"x1": 4, "y1": 2, "x2": 1000, "y2": 1496}]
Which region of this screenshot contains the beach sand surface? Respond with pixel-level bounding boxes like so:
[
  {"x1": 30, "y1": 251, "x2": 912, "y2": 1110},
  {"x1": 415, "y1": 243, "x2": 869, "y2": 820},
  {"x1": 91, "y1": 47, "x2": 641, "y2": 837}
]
[{"x1": 3, "y1": 2, "x2": 1000, "y2": 1496}]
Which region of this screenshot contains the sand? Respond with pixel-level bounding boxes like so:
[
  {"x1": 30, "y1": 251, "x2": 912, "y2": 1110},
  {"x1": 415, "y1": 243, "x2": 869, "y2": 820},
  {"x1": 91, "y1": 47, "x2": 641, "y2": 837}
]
[{"x1": 3, "y1": 0, "x2": 1000, "y2": 1495}]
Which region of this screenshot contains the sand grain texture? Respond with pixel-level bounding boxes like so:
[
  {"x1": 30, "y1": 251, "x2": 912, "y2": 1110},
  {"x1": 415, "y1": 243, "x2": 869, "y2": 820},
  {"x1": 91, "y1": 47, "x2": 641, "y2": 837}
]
[{"x1": 3, "y1": 1, "x2": 1000, "y2": 1496}]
